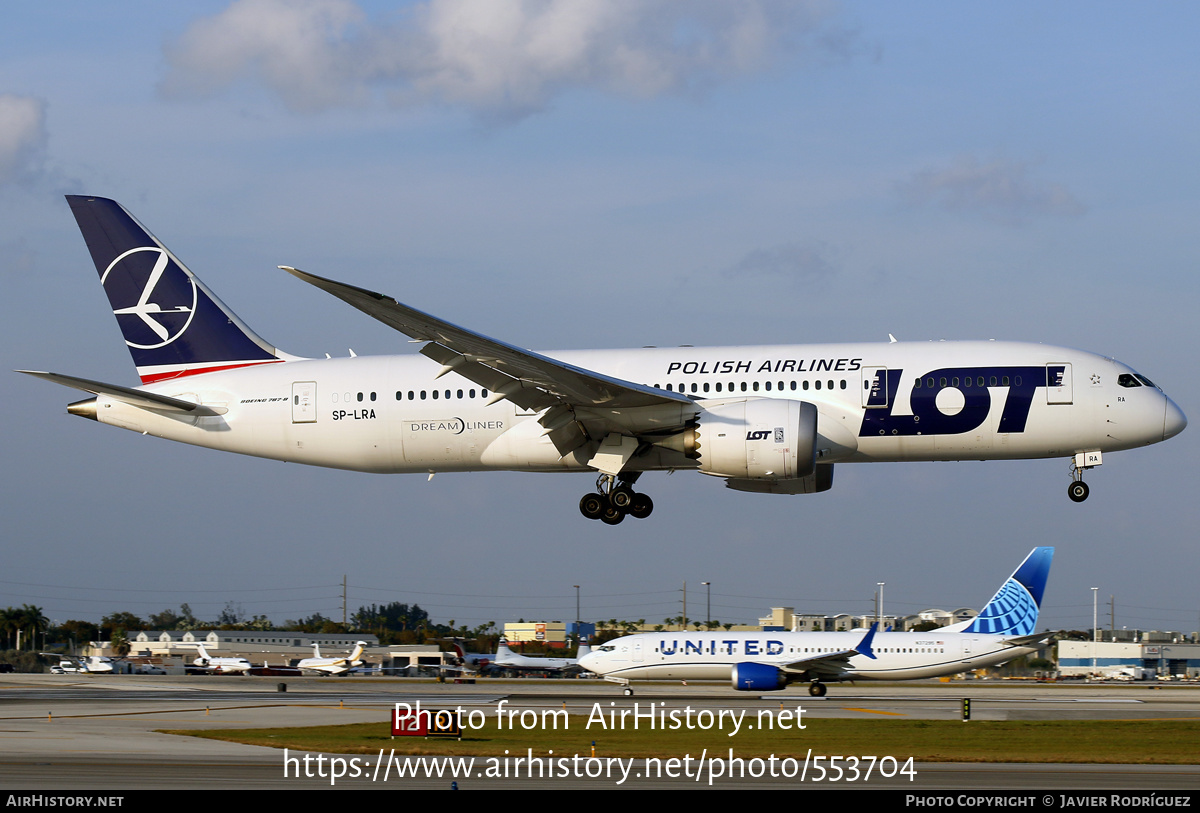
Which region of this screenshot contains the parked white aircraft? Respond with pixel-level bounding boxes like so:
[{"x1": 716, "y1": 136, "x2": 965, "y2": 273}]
[
  {"x1": 492, "y1": 637, "x2": 590, "y2": 674},
  {"x1": 296, "y1": 641, "x2": 367, "y2": 676},
  {"x1": 43, "y1": 655, "x2": 115, "y2": 674},
  {"x1": 579, "y1": 547, "x2": 1056, "y2": 696},
  {"x1": 192, "y1": 644, "x2": 252, "y2": 675},
  {"x1": 21, "y1": 197, "x2": 1186, "y2": 522}
]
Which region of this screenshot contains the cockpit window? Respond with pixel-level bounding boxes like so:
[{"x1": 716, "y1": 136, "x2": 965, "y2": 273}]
[
  {"x1": 1134, "y1": 374, "x2": 1158, "y2": 389},
  {"x1": 597, "y1": 645, "x2": 615, "y2": 653},
  {"x1": 1118, "y1": 374, "x2": 1141, "y2": 388}
]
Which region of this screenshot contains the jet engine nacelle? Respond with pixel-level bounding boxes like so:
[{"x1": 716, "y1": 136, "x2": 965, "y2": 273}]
[
  {"x1": 731, "y1": 662, "x2": 789, "y2": 691},
  {"x1": 692, "y1": 398, "x2": 818, "y2": 480}
]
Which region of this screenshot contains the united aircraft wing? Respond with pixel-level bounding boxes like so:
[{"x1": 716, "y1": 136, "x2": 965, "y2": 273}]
[
  {"x1": 281, "y1": 267, "x2": 697, "y2": 469},
  {"x1": 779, "y1": 624, "x2": 878, "y2": 680},
  {"x1": 778, "y1": 649, "x2": 859, "y2": 680}
]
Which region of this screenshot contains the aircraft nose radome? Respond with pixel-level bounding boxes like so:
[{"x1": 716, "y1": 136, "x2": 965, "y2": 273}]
[
  {"x1": 578, "y1": 653, "x2": 599, "y2": 673},
  {"x1": 1164, "y1": 398, "x2": 1187, "y2": 441}
]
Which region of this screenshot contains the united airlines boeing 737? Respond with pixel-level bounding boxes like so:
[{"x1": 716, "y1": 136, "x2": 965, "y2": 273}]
[
  {"x1": 20, "y1": 197, "x2": 1186, "y2": 523},
  {"x1": 579, "y1": 547, "x2": 1055, "y2": 696}
]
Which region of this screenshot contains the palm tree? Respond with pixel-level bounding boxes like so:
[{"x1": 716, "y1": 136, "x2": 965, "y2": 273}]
[
  {"x1": 110, "y1": 629, "x2": 130, "y2": 657},
  {"x1": 0, "y1": 608, "x2": 14, "y2": 649},
  {"x1": 19, "y1": 605, "x2": 48, "y2": 650}
]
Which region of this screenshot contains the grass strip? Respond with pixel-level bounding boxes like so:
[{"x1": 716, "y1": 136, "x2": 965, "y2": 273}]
[{"x1": 165, "y1": 717, "x2": 1200, "y2": 764}]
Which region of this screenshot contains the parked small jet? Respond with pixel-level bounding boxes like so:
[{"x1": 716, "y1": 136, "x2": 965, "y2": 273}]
[
  {"x1": 192, "y1": 644, "x2": 252, "y2": 674},
  {"x1": 22, "y1": 197, "x2": 1185, "y2": 523},
  {"x1": 579, "y1": 547, "x2": 1056, "y2": 696},
  {"x1": 296, "y1": 641, "x2": 367, "y2": 676}
]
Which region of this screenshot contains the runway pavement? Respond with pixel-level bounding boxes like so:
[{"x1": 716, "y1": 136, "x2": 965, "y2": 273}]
[{"x1": 2, "y1": 674, "x2": 1199, "y2": 790}]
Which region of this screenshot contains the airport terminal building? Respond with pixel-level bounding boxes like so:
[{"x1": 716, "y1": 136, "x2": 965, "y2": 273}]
[{"x1": 1057, "y1": 639, "x2": 1200, "y2": 678}]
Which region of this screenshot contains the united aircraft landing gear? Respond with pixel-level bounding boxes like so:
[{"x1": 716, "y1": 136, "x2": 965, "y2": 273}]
[{"x1": 579, "y1": 473, "x2": 654, "y2": 524}]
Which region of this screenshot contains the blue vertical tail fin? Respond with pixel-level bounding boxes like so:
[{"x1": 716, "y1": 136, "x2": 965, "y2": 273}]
[
  {"x1": 66, "y1": 195, "x2": 295, "y2": 384},
  {"x1": 945, "y1": 547, "x2": 1054, "y2": 636}
]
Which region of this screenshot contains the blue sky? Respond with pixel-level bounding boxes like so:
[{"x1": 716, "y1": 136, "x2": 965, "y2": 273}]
[{"x1": 2, "y1": 1, "x2": 1197, "y2": 634}]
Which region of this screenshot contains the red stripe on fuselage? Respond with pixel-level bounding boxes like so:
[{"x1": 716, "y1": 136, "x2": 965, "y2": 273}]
[{"x1": 139, "y1": 359, "x2": 284, "y2": 384}]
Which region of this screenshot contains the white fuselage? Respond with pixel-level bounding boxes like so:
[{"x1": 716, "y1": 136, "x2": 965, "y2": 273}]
[
  {"x1": 196, "y1": 659, "x2": 251, "y2": 674},
  {"x1": 579, "y1": 630, "x2": 1034, "y2": 683},
  {"x1": 493, "y1": 648, "x2": 580, "y2": 671},
  {"x1": 86, "y1": 341, "x2": 1182, "y2": 476}
]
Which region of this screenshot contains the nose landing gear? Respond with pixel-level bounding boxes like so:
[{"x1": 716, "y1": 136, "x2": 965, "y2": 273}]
[
  {"x1": 579, "y1": 473, "x2": 654, "y2": 524},
  {"x1": 1068, "y1": 452, "x2": 1101, "y2": 503}
]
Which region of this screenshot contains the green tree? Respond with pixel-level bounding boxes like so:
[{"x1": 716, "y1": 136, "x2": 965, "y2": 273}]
[
  {"x1": 9, "y1": 605, "x2": 49, "y2": 649},
  {"x1": 148, "y1": 608, "x2": 182, "y2": 630},
  {"x1": 101, "y1": 612, "x2": 145, "y2": 639},
  {"x1": 110, "y1": 629, "x2": 130, "y2": 657},
  {"x1": 0, "y1": 608, "x2": 15, "y2": 649},
  {"x1": 56, "y1": 620, "x2": 99, "y2": 651}
]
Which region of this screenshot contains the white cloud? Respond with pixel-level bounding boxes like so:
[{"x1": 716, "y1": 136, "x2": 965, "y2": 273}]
[
  {"x1": 0, "y1": 94, "x2": 48, "y2": 186},
  {"x1": 725, "y1": 241, "x2": 837, "y2": 289},
  {"x1": 160, "y1": 0, "x2": 368, "y2": 112},
  {"x1": 162, "y1": 0, "x2": 842, "y2": 119},
  {"x1": 895, "y1": 156, "x2": 1086, "y2": 225}
]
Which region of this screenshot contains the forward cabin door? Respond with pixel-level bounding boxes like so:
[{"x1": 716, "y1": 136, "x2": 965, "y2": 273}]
[{"x1": 1046, "y1": 363, "x2": 1073, "y2": 404}]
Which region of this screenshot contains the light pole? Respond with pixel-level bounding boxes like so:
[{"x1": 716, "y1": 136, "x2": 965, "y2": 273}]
[
  {"x1": 877, "y1": 582, "x2": 885, "y2": 631},
  {"x1": 1091, "y1": 586, "x2": 1099, "y2": 676},
  {"x1": 702, "y1": 582, "x2": 711, "y2": 629}
]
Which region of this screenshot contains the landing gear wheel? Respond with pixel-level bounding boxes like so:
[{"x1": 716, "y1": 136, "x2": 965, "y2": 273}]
[
  {"x1": 623, "y1": 687, "x2": 634, "y2": 696},
  {"x1": 600, "y1": 507, "x2": 626, "y2": 525},
  {"x1": 808, "y1": 682, "x2": 827, "y2": 697},
  {"x1": 610, "y1": 485, "x2": 636, "y2": 511},
  {"x1": 628, "y1": 493, "x2": 654, "y2": 520},
  {"x1": 580, "y1": 494, "x2": 605, "y2": 520},
  {"x1": 1068, "y1": 481, "x2": 1090, "y2": 503}
]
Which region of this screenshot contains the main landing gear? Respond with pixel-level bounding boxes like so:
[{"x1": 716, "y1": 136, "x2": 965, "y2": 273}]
[
  {"x1": 808, "y1": 681, "x2": 827, "y2": 697},
  {"x1": 579, "y1": 473, "x2": 654, "y2": 525}
]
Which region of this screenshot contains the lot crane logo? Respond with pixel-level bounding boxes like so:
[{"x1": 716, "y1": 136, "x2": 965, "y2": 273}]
[{"x1": 101, "y1": 246, "x2": 197, "y2": 349}]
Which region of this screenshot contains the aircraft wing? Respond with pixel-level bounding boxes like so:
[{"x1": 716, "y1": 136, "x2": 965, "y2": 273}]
[
  {"x1": 281, "y1": 267, "x2": 696, "y2": 464},
  {"x1": 778, "y1": 649, "x2": 859, "y2": 680},
  {"x1": 778, "y1": 625, "x2": 877, "y2": 680}
]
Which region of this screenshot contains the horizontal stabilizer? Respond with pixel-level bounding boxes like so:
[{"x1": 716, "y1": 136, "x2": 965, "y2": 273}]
[
  {"x1": 17, "y1": 370, "x2": 227, "y2": 416},
  {"x1": 1000, "y1": 631, "x2": 1057, "y2": 648}
]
